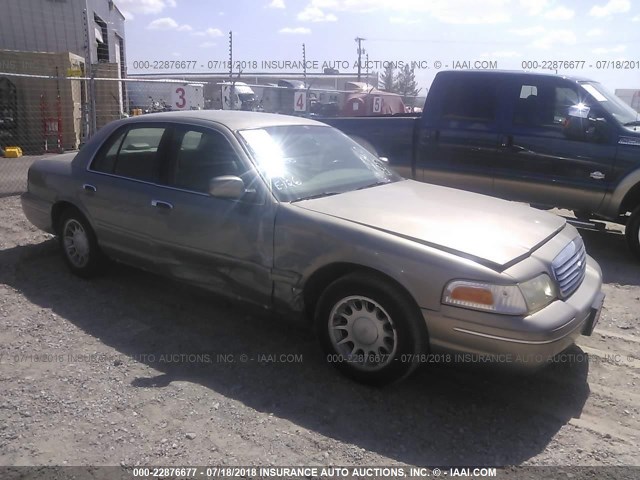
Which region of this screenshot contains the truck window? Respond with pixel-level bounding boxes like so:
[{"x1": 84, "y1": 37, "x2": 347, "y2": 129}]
[
  {"x1": 440, "y1": 79, "x2": 497, "y2": 124},
  {"x1": 512, "y1": 82, "x2": 607, "y2": 142},
  {"x1": 513, "y1": 84, "x2": 583, "y2": 128}
]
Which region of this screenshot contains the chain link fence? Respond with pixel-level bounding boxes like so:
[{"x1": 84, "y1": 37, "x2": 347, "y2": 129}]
[{"x1": 0, "y1": 71, "x2": 423, "y2": 196}]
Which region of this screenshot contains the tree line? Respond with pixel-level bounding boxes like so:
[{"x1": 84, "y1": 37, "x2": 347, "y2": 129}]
[{"x1": 376, "y1": 64, "x2": 421, "y2": 106}]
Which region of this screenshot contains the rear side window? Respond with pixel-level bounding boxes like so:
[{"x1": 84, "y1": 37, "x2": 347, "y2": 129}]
[
  {"x1": 91, "y1": 126, "x2": 167, "y2": 182},
  {"x1": 440, "y1": 79, "x2": 497, "y2": 123},
  {"x1": 91, "y1": 129, "x2": 126, "y2": 173}
]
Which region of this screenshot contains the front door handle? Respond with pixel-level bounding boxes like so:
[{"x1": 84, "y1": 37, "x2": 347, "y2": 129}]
[
  {"x1": 590, "y1": 171, "x2": 606, "y2": 180},
  {"x1": 151, "y1": 199, "x2": 173, "y2": 210},
  {"x1": 82, "y1": 184, "x2": 97, "y2": 193}
]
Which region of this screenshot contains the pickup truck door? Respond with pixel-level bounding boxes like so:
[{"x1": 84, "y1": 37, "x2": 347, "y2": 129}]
[
  {"x1": 416, "y1": 75, "x2": 505, "y2": 195},
  {"x1": 147, "y1": 125, "x2": 274, "y2": 307},
  {"x1": 493, "y1": 77, "x2": 615, "y2": 212}
]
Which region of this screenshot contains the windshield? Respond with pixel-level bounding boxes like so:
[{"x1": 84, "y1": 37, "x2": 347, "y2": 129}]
[
  {"x1": 238, "y1": 125, "x2": 402, "y2": 202},
  {"x1": 580, "y1": 82, "x2": 639, "y2": 126}
]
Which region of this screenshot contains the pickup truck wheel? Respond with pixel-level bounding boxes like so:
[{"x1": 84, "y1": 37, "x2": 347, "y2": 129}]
[
  {"x1": 314, "y1": 273, "x2": 427, "y2": 386},
  {"x1": 626, "y1": 206, "x2": 640, "y2": 259},
  {"x1": 58, "y1": 209, "x2": 104, "y2": 278}
]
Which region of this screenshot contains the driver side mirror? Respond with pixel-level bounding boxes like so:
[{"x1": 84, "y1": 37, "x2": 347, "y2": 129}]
[{"x1": 208, "y1": 175, "x2": 245, "y2": 199}]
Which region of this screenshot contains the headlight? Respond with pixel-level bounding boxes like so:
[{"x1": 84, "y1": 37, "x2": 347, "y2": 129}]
[
  {"x1": 519, "y1": 274, "x2": 557, "y2": 313},
  {"x1": 442, "y1": 274, "x2": 557, "y2": 315}
]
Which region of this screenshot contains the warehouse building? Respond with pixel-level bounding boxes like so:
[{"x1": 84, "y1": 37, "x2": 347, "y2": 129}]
[{"x1": 0, "y1": 0, "x2": 127, "y2": 152}]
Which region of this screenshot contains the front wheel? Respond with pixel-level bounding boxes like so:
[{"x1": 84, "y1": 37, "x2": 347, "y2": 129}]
[
  {"x1": 314, "y1": 273, "x2": 427, "y2": 386},
  {"x1": 626, "y1": 206, "x2": 640, "y2": 260},
  {"x1": 58, "y1": 209, "x2": 104, "y2": 277}
]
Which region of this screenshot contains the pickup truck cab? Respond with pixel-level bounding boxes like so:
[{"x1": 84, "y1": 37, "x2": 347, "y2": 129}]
[{"x1": 323, "y1": 70, "x2": 640, "y2": 258}]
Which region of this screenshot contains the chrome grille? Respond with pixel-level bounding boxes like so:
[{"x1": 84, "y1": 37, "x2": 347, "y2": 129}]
[{"x1": 552, "y1": 237, "x2": 587, "y2": 299}]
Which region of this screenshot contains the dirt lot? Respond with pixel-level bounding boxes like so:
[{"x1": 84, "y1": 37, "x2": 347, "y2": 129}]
[{"x1": 0, "y1": 194, "x2": 639, "y2": 469}]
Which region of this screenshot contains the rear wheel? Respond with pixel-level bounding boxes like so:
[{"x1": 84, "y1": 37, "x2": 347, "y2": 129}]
[
  {"x1": 58, "y1": 209, "x2": 104, "y2": 277},
  {"x1": 626, "y1": 206, "x2": 640, "y2": 260},
  {"x1": 314, "y1": 273, "x2": 427, "y2": 386}
]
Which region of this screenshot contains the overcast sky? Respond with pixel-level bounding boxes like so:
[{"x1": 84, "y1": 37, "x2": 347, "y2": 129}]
[{"x1": 119, "y1": 0, "x2": 640, "y2": 92}]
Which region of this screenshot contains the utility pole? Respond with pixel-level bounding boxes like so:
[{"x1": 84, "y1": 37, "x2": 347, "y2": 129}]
[
  {"x1": 228, "y1": 31, "x2": 234, "y2": 110},
  {"x1": 355, "y1": 37, "x2": 366, "y2": 81},
  {"x1": 365, "y1": 53, "x2": 369, "y2": 87},
  {"x1": 302, "y1": 43, "x2": 306, "y2": 83}
]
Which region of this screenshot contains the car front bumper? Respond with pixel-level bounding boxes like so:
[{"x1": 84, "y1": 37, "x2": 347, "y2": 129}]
[{"x1": 423, "y1": 256, "x2": 604, "y2": 370}]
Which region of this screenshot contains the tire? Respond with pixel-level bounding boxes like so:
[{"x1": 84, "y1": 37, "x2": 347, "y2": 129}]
[
  {"x1": 314, "y1": 273, "x2": 427, "y2": 386},
  {"x1": 58, "y1": 208, "x2": 104, "y2": 278},
  {"x1": 626, "y1": 206, "x2": 640, "y2": 260}
]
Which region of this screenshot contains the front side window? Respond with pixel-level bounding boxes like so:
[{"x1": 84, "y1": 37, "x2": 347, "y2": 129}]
[
  {"x1": 169, "y1": 128, "x2": 245, "y2": 193},
  {"x1": 512, "y1": 82, "x2": 611, "y2": 142}
]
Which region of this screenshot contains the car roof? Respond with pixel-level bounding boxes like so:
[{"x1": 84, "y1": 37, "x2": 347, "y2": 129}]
[
  {"x1": 437, "y1": 69, "x2": 596, "y2": 83},
  {"x1": 128, "y1": 110, "x2": 327, "y2": 130}
]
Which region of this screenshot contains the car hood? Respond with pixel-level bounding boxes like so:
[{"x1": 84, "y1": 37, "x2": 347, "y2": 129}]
[{"x1": 293, "y1": 180, "x2": 566, "y2": 269}]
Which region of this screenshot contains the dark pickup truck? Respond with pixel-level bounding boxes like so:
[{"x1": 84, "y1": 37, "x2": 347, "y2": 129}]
[{"x1": 322, "y1": 70, "x2": 640, "y2": 258}]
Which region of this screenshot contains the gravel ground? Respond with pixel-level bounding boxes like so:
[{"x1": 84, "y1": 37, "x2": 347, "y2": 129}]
[
  {"x1": 0, "y1": 156, "x2": 40, "y2": 197},
  {"x1": 0, "y1": 195, "x2": 639, "y2": 468}
]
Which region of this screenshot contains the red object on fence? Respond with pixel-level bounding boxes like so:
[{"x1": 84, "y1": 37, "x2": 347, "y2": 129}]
[{"x1": 40, "y1": 94, "x2": 64, "y2": 153}]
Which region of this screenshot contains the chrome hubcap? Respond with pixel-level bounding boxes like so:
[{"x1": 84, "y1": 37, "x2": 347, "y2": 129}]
[
  {"x1": 329, "y1": 295, "x2": 397, "y2": 371},
  {"x1": 63, "y1": 219, "x2": 90, "y2": 268}
]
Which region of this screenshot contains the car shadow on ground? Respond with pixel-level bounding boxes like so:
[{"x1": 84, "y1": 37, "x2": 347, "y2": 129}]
[
  {"x1": 1, "y1": 240, "x2": 592, "y2": 466},
  {"x1": 579, "y1": 228, "x2": 639, "y2": 286}
]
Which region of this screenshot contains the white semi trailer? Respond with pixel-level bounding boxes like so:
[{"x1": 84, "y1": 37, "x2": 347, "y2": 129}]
[{"x1": 127, "y1": 82, "x2": 204, "y2": 112}]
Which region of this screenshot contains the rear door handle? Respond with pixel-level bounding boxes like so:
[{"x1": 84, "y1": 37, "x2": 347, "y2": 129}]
[
  {"x1": 590, "y1": 171, "x2": 606, "y2": 180},
  {"x1": 82, "y1": 184, "x2": 96, "y2": 193},
  {"x1": 151, "y1": 199, "x2": 173, "y2": 210}
]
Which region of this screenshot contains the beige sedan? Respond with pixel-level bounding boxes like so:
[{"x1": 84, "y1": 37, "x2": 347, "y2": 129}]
[{"x1": 22, "y1": 111, "x2": 604, "y2": 385}]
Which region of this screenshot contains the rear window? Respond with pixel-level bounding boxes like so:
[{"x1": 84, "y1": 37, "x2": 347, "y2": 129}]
[{"x1": 90, "y1": 126, "x2": 167, "y2": 183}]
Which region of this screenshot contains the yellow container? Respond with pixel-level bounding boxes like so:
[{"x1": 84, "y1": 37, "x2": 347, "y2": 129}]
[{"x1": 4, "y1": 147, "x2": 23, "y2": 158}]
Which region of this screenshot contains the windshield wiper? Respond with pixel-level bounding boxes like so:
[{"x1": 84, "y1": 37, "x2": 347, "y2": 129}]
[
  {"x1": 623, "y1": 120, "x2": 640, "y2": 127},
  {"x1": 291, "y1": 191, "x2": 342, "y2": 202}
]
